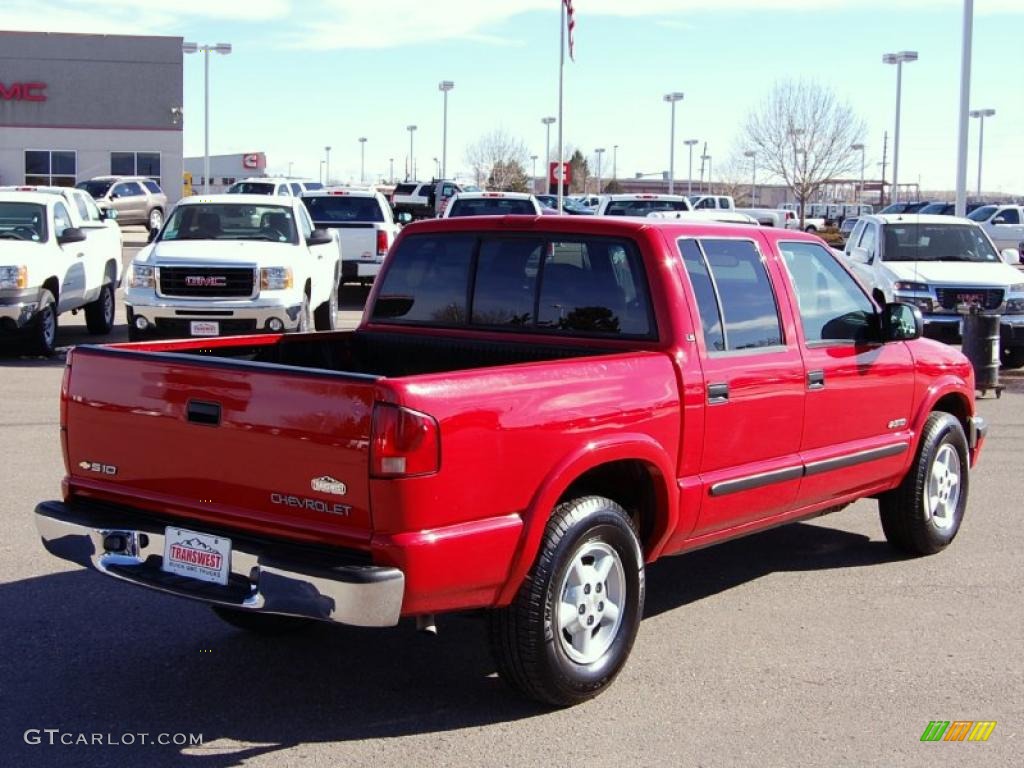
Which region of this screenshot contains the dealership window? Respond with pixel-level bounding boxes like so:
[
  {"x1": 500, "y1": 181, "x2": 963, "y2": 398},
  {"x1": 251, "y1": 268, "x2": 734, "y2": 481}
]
[
  {"x1": 110, "y1": 151, "x2": 161, "y2": 184},
  {"x1": 25, "y1": 150, "x2": 76, "y2": 187}
]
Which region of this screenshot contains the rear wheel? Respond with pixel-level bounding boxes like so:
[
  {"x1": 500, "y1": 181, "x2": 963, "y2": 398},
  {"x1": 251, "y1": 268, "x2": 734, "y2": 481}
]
[
  {"x1": 25, "y1": 289, "x2": 57, "y2": 356},
  {"x1": 879, "y1": 412, "x2": 969, "y2": 555},
  {"x1": 211, "y1": 606, "x2": 313, "y2": 635},
  {"x1": 85, "y1": 283, "x2": 115, "y2": 334},
  {"x1": 314, "y1": 282, "x2": 338, "y2": 331},
  {"x1": 489, "y1": 496, "x2": 645, "y2": 707},
  {"x1": 1000, "y1": 346, "x2": 1024, "y2": 370}
]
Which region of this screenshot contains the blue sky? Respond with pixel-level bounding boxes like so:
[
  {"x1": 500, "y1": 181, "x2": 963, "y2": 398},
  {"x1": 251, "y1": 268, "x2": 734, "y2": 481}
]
[{"x1": 6, "y1": 0, "x2": 1023, "y2": 194}]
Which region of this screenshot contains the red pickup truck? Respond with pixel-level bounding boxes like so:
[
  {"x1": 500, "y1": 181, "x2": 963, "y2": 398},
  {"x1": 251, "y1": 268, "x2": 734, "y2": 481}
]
[{"x1": 36, "y1": 216, "x2": 986, "y2": 706}]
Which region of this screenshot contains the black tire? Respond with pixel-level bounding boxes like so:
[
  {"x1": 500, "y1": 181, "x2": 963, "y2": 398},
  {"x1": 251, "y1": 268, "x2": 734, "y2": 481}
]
[
  {"x1": 84, "y1": 283, "x2": 115, "y2": 335},
  {"x1": 489, "y1": 496, "x2": 645, "y2": 707},
  {"x1": 296, "y1": 293, "x2": 311, "y2": 333},
  {"x1": 1000, "y1": 346, "x2": 1024, "y2": 370},
  {"x1": 26, "y1": 289, "x2": 57, "y2": 356},
  {"x1": 211, "y1": 606, "x2": 313, "y2": 636},
  {"x1": 313, "y1": 282, "x2": 338, "y2": 331},
  {"x1": 879, "y1": 412, "x2": 969, "y2": 556}
]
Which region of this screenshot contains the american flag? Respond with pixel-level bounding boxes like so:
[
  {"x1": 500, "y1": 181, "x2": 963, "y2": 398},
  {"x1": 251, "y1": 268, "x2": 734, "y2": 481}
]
[{"x1": 563, "y1": 0, "x2": 575, "y2": 61}]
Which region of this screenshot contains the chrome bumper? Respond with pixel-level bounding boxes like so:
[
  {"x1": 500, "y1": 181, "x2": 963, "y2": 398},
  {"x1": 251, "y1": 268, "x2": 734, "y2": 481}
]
[
  {"x1": 0, "y1": 289, "x2": 41, "y2": 329},
  {"x1": 34, "y1": 501, "x2": 404, "y2": 628},
  {"x1": 125, "y1": 291, "x2": 304, "y2": 331}
]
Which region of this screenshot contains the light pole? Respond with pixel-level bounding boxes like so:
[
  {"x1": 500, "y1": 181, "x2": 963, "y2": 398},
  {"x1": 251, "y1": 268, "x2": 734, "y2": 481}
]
[
  {"x1": 182, "y1": 41, "x2": 232, "y2": 193},
  {"x1": 433, "y1": 157, "x2": 440, "y2": 178},
  {"x1": 663, "y1": 92, "x2": 684, "y2": 194},
  {"x1": 542, "y1": 117, "x2": 556, "y2": 191},
  {"x1": 850, "y1": 143, "x2": 866, "y2": 203},
  {"x1": 883, "y1": 50, "x2": 918, "y2": 204},
  {"x1": 612, "y1": 145, "x2": 618, "y2": 181},
  {"x1": 438, "y1": 80, "x2": 454, "y2": 179},
  {"x1": 389, "y1": 158, "x2": 394, "y2": 183},
  {"x1": 595, "y1": 148, "x2": 605, "y2": 194},
  {"x1": 319, "y1": 160, "x2": 325, "y2": 184},
  {"x1": 683, "y1": 139, "x2": 698, "y2": 196},
  {"x1": 406, "y1": 125, "x2": 417, "y2": 181},
  {"x1": 530, "y1": 154, "x2": 538, "y2": 193},
  {"x1": 324, "y1": 146, "x2": 331, "y2": 185},
  {"x1": 358, "y1": 137, "x2": 367, "y2": 184},
  {"x1": 701, "y1": 154, "x2": 712, "y2": 194},
  {"x1": 743, "y1": 150, "x2": 757, "y2": 206},
  {"x1": 287, "y1": 161, "x2": 293, "y2": 177},
  {"x1": 969, "y1": 108, "x2": 995, "y2": 198},
  {"x1": 955, "y1": 0, "x2": 974, "y2": 216}
]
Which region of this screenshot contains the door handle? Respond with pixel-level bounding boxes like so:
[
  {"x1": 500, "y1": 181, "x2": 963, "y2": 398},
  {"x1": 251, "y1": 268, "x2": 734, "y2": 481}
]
[
  {"x1": 807, "y1": 369, "x2": 826, "y2": 390},
  {"x1": 707, "y1": 382, "x2": 729, "y2": 404}
]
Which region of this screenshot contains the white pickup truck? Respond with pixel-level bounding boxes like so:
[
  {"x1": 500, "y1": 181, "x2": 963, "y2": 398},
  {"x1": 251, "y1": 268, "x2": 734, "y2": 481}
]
[
  {"x1": 967, "y1": 204, "x2": 1024, "y2": 256},
  {"x1": 842, "y1": 213, "x2": 1024, "y2": 367},
  {"x1": 0, "y1": 190, "x2": 122, "y2": 355},
  {"x1": 300, "y1": 189, "x2": 399, "y2": 285},
  {"x1": 125, "y1": 195, "x2": 340, "y2": 340}
]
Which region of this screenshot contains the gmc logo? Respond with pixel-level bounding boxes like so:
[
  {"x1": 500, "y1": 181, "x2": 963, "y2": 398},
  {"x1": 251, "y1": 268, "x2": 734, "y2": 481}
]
[
  {"x1": 185, "y1": 276, "x2": 227, "y2": 287},
  {"x1": 0, "y1": 82, "x2": 47, "y2": 102}
]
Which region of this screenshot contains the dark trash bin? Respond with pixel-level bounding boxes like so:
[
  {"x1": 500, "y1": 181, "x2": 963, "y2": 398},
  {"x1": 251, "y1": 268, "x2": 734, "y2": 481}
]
[{"x1": 960, "y1": 307, "x2": 1002, "y2": 398}]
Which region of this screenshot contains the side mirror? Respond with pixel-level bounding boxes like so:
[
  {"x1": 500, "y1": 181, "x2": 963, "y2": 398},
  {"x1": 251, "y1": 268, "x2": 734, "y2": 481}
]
[
  {"x1": 992, "y1": 216, "x2": 1008, "y2": 225},
  {"x1": 100, "y1": 207, "x2": 118, "y2": 221},
  {"x1": 848, "y1": 245, "x2": 872, "y2": 264},
  {"x1": 147, "y1": 226, "x2": 160, "y2": 243},
  {"x1": 57, "y1": 227, "x2": 87, "y2": 246},
  {"x1": 1001, "y1": 248, "x2": 1021, "y2": 266},
  {"x1": 108, "y1": 192, "x2": 119, "y2": 200},
  {"x1": 880, "y1": 302, "x2": 922, "y2": 342},
  {"x1": 396, "y1": 212, "x2": 413, "y2": 225},
  {"x1": 307, "y1": 228, "x2": 333, "y2": 246}
]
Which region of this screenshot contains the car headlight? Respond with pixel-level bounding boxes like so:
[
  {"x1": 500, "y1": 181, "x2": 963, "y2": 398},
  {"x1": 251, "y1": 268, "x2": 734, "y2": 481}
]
[
  {"x1": 260, "y1": 267, "x2": 293, "y2": 290},
  {"x1": 0, "y1": 265, "x2": 27, "y2": 290},
  {"x1": 1009, "y1": 283, "x2": 1024, "y2": 293},
  {"x1": 893, "y1": 281, "x2": 930, "y2": 292},
  {"x1": 129, "y1": 264, "x2": 154, "y2": 289},
  {"x1": 1006, "y1": 299, "x2": 1024, "y2": 315}
]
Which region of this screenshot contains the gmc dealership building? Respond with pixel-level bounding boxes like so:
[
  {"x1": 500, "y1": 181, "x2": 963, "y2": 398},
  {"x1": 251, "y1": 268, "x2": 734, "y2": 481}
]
[{"x1": 0, "y1": 31, "x2": 184, "y2": 203}]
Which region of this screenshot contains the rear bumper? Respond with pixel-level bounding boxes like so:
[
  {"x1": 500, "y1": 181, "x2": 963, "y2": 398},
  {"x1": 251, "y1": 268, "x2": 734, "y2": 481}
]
[
  {"x1": 34, "y1": 500, "x2": 404, "y2": 627},
  {"x1": 341, "y1": 260, "x2": 382, "y2": 282}
]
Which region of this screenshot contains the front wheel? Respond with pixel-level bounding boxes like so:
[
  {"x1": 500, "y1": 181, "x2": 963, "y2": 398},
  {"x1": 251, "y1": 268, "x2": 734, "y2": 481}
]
[
  {"x1": 489, "y1": 496, "x2": 645, "y2": 707},
  {"x1": 879, "y1": 412, "x2": 969, "y2": 555},
  {"x1": 25, "y1": 289, "x2": 57, "y2": 356}
]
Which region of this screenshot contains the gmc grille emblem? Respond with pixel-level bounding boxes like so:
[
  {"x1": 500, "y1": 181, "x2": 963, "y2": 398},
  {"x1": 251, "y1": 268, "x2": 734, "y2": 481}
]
[{"x1": 185, "y1": 276, "x2": 228, "y2": 287}]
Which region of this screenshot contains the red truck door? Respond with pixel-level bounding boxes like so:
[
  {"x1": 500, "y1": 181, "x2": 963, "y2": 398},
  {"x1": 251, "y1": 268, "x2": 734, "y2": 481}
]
[
  {"x1": 677, "y1": 237, "x2": 805, "y2": 537},
  {"x1": 775, "y1": 240, "x2": 915, "y2": 506}
]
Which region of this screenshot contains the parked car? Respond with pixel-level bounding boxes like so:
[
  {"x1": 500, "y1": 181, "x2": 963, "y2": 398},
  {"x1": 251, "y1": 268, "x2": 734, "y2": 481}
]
[
  {"x1": 76, "y1": 175, "x2": 168, "y2": 229},
  {"x1": 916, "y1": 202, "x2": 988, "y2": 217},
  {"x1": 967, "y1": 204, "x2": 1024, "y2": 255},
  {"x1": 124, "y1": 194, "x2": 340, "y2": 340},
  {"x1": 300, "y1": 188, "x2": 399, "y2": 285},
  {"x1": 0, "y1": 191, "x2": 121, "y2": 354},
  {"x1": 0, "y1": 185, "x2": 123, "y2": 249},
  {"x1": 441, "y1": 191, "x2": 543, "y2": 217},
  {"x1": 225, "y1": 177, "x2": 316, "y2": 197},
  {"x1": 391, "y1": 179, "x2": 475, "y2": 219},
  {"x1": 647, "y1": 210, "x2": 759, "y2": 225},
  {"x1": 595, "y1": 194, "x2": 693, "y2": 216},
  {"x1": 689, "y1": 195, "x2": 735, "y2": 210},
  {"x1": 35, "y1": 215, "x2": 986, "y2": 707},
  {"x1": 879, "y1": 201, "x2": 934, "y2": 215},
  {"x1": 571, "y1": 194, "x2": 602, "y2": 208},
  {"x1": 536, "y1": 194, "x2": 595, "y2": 215},
  {"x1": 735, "y1": 208, "x2": 789, "y2": 228},
  {"x1": 841, "y1": 214, "x2": 1024, "y2": 367},
  {"x1": 839, "y1": 216, "x2": 860, "y2": 242}
]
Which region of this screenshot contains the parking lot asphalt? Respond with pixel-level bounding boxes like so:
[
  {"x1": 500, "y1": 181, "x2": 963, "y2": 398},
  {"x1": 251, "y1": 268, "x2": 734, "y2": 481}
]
[{"x1": 0, "y1": 242, "x2": 1021, "y2": 767}]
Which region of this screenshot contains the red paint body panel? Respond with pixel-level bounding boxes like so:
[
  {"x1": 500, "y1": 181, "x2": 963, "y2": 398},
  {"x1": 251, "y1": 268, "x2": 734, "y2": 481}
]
[{"x1": 53, "y1": 217, "x2": 983, "y2": 618}]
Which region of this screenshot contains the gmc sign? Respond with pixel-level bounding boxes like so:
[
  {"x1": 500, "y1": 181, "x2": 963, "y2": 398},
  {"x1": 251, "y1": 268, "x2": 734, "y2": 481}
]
[
  {"x1": 0, "y1": 82, "x2": 47, "y2": 102},
  {"x1": 185, "y1": 276, "x2": 228, "y2": 288}
]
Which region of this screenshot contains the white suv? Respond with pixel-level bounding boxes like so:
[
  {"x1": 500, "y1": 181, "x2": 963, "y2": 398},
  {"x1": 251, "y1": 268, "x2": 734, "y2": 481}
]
[
  {"x1": 226, "y1": 178, "x2": 324, "y2": 197},
  {"x1": 595, "y1": 194, "x2": 693, "y2": 217},
  {"x1": 441, "y1": 192, "x2": 543, "y2": 218}
]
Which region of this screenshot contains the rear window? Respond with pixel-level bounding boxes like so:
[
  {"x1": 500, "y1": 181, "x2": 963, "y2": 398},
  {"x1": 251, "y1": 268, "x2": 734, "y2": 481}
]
[
  {"x1": 604, "y1": 199, "x2": 688, "y2": 216},
  {"x1": 448, "y1": 198, "x2": 536, "y2": 217},
  {"x1": 227, "y1": 182, "x2": 276, "y2": 195},
  {"x1": 372, "y1": 234, "x2": 654, "y2": 338},
  {"x1": 303, "y1": 182, "x2": 324, "y2": 191},
  {"x1": 142, "y1": 180, "x2": 163, "y2": 194},
  {"x1": 393, "y1": 184, "x2": 417, "y2": 195},
  {"x1": 301, "y1": 195, "x2": 385, "y2": 223}
]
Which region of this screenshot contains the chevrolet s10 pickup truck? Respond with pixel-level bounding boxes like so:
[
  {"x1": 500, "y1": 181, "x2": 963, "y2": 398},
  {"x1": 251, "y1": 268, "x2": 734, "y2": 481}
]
[{"x1": 36, "y1": 216, "x2": 986, "y2": 706}]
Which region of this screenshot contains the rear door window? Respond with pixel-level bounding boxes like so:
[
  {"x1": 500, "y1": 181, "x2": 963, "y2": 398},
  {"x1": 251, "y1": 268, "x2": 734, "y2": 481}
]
[
  {"x1": 604, "y1": 199, "x2": 688, "y2": 216},
  {"x1": 448, "y1": 198, "x2": 536, "y2": 217}
]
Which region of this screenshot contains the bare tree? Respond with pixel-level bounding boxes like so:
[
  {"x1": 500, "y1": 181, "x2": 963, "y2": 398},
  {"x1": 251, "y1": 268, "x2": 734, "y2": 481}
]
[
  {"x1": 742, "y1": 80, "x2": 865, "y2": 225},
  {"x1": 465, "y1": 129, "x2": 530, "y2": 190}
]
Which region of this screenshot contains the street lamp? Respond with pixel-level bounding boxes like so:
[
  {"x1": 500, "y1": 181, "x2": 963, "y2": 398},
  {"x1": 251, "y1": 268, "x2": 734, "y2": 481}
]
[
  {"x1": 389, "y1": 158, "x2": 394, "y2": 183},
  {"x1": 406, "y1": 125, "x2": 417, "y2": 181},
  {"x1": 969, "y1": 108, "x2": 995, "y2": 198},
  {"x1": 433, "y1": 157, "x2": 440, "y2": 178},
  {"x1": 744, "y1": 150, "x2": 757, "y2": 206},
  {"x1": 883, "y1": 50, "x2": 918, "y2": 203},
  {"x1": 663, "y1": 92, "x2": 684, "y2": 194},
  {"x1": 324, "y1": 146, "x2": 331, "y2": 185},
  {"x1": 530, "y1": 154, "x2": 538, "y2": 193},
  {"x1": 182, "y1": 41, "x2": 232, "y2": 193},
  {"x1": 612, "y1": 145, "x2": 618, "y2": 181},
  {"x1": 287, "y1": 161, "x2": 293, "y2": 177},
  {"x1": 595, "y1": 148, "x2": 605, "y2": 194},
  {"x1": 683, "y1": 139, "x2": 698, "y2": 196},
  {"x1": 850, "y1": 143, "x2": 866, "y2": 203},
  {"x1": 701, "y1": 154, "x2": 712, "y2": 193},
  {"x1": 358, "y1": 137, "x2": 367, "y2": 184},
  {"x1": 438, "y1": 80, "x2": 454, "y2": 179},
  {"x1": 542, "y1": 117, "x2": 556, "y2": 191}
]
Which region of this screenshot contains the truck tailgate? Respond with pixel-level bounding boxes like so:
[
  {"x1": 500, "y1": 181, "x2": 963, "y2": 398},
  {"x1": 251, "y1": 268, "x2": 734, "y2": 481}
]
[
  {"x1": 62, "y1": 346, "x2": 380, "y2": 547},
  {"x1": 332, "y1": 224, "x2": 380, "y2": 263}
]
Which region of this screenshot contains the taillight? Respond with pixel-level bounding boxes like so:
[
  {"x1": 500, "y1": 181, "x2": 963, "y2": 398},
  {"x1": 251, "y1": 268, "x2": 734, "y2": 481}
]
[
  {"x1": 370, "y1": 403, "x2": 440, "y2": 478},
  {"x1": 376, "y1": 229, "x2": 389, "y2": 258},
  {"x1": 60, "y1": 356, "x2": 72, "y2": 480}
]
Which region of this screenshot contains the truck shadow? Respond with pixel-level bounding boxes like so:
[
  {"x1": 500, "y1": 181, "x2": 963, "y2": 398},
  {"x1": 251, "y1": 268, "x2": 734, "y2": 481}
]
[{"x1": 0, "y1": 521, "x2": 899, "y2": 767}]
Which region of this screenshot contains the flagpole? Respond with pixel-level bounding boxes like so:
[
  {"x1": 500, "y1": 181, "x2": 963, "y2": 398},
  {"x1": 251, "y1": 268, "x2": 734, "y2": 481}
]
[{"x1": 557, "y1": 0, "x2": 565, "y2": 214}]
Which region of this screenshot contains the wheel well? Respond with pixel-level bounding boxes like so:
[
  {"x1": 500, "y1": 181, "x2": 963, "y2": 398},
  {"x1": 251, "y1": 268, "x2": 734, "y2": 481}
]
[
  {"x1": 42, "y1": 276, "x2": 59, "y2": 303},
  {"x1": 304, "y1": 279, "x2": 311, "y2": 298},
  {"x1": 932, "y1": 393, "x2": 970, "y2": 436},
  {"x1": 558, "y1": 460, "x2": 663, "y2": 554}
]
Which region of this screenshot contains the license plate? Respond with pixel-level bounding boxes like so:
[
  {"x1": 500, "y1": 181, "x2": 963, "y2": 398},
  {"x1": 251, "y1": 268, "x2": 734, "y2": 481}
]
[
  {"x1": 162, "y1": 527, "x2": 231, "y2": 585},
  {"x1": 190, "y1": 321, "x2": 220, "y2": 336}
]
